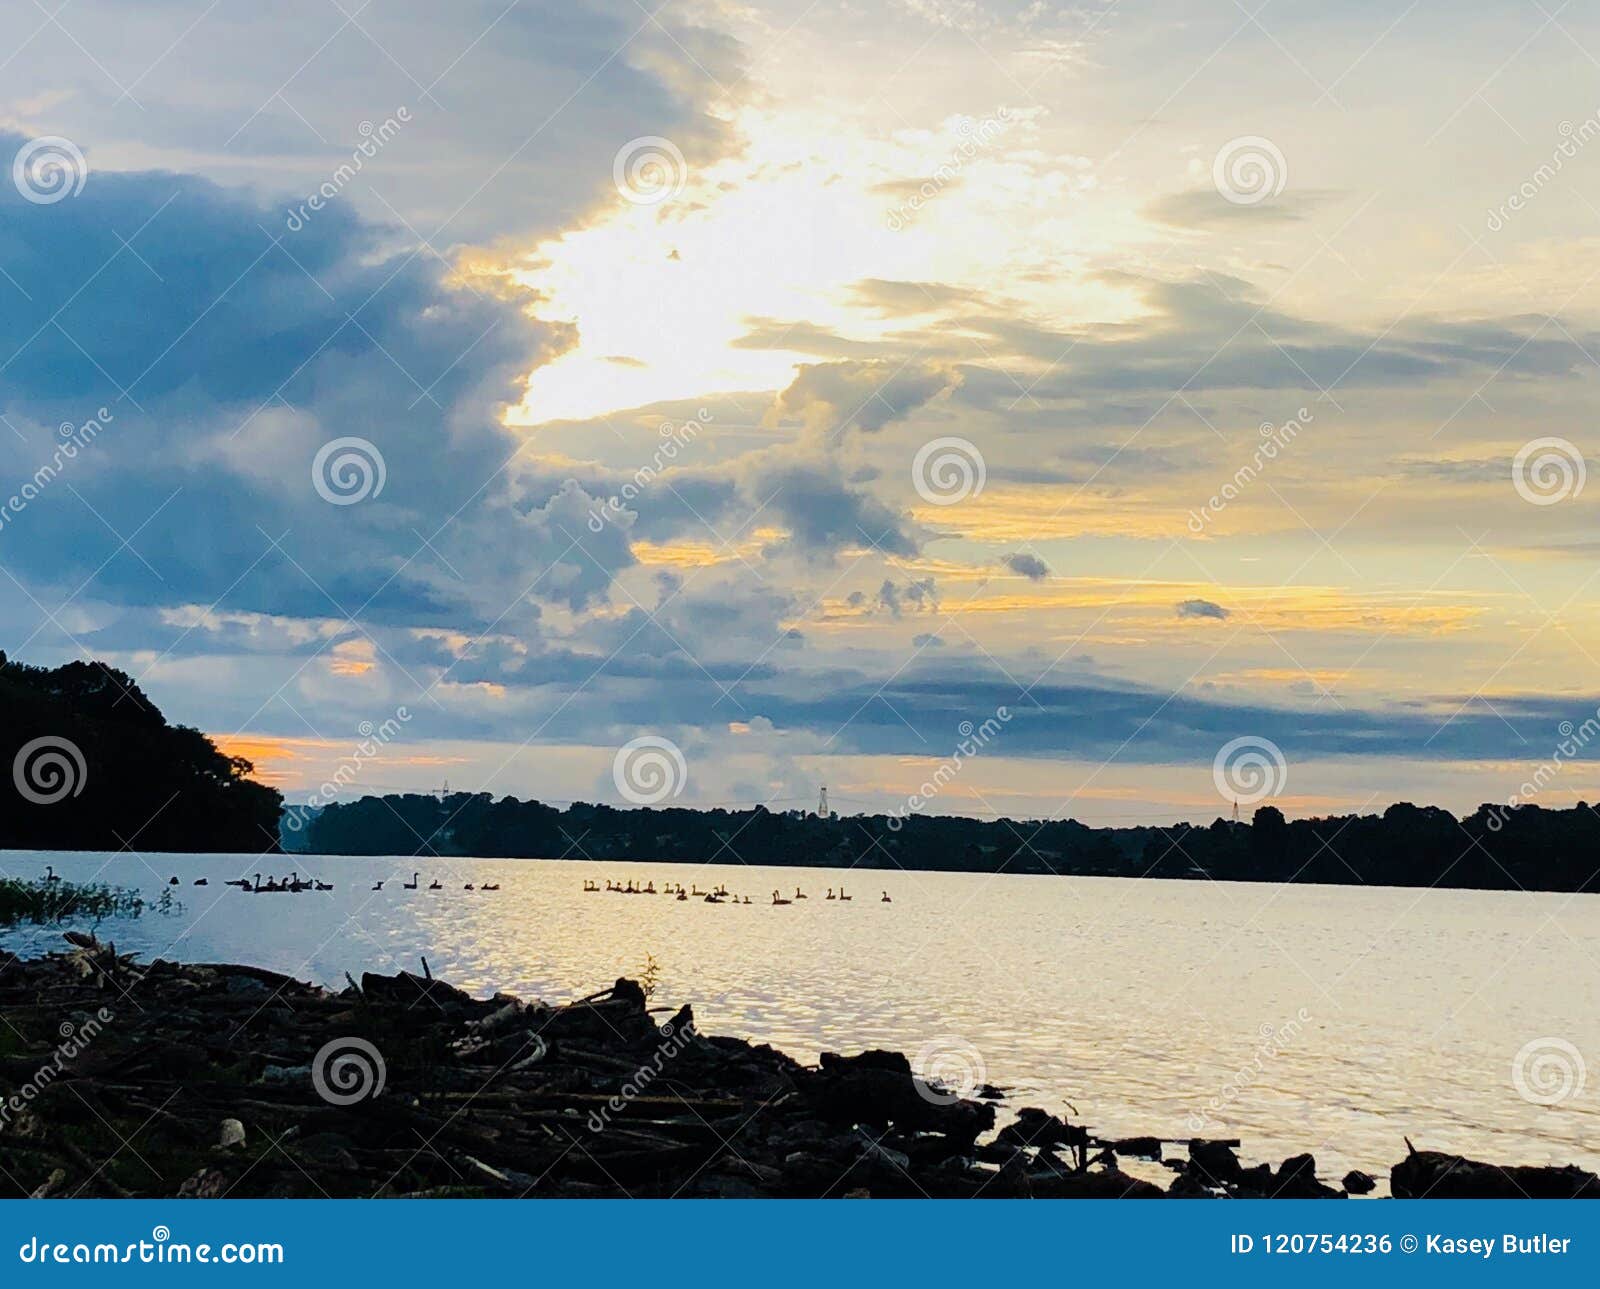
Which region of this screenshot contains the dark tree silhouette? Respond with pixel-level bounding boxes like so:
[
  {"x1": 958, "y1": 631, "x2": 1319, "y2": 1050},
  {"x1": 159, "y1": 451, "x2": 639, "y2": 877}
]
[
  {"x1": 290, "y1": 787, "x2": 1600, "y2": 893},
  {"x1": 0, "y1": 653, "x2": 282, "y2": 853}
]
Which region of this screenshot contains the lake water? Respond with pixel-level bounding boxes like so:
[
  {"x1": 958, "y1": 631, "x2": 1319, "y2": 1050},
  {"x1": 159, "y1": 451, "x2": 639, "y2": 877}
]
[{"x1": 5, "y1": 848, "x2": 1598, "y2": 1192}]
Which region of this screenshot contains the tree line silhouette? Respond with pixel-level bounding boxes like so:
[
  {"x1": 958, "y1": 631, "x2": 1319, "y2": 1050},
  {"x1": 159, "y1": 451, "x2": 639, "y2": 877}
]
[{"x1": 288, "y1": 792, "x2": 1600, "y2": 893}]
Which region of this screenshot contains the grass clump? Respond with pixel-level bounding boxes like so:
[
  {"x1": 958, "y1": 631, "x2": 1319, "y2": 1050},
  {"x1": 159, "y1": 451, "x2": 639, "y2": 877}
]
[{"x1": 0, "y1": 877, "x2": 144, "y2": 927}]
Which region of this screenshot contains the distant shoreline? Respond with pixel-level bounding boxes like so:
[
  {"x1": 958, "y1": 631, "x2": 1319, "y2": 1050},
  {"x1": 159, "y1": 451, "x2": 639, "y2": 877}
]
[{"x1": 273, "y1": 790, "x2": 1600, "y2": 895}]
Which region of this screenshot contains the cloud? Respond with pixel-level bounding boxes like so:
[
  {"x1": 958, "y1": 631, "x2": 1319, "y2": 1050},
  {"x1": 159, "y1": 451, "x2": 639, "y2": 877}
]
[
  {"x1": 847, "y1": 278, "x2": 988, "y2": 316},
  {"x1": 0, "y1": 0, "x2": 744, "y2": 244},
  {"x1": 1002, "y1": 552, "x2": 1050, "y2": 580},
  {"x1": 1177, "y1": 598, "x2": 1230, "y2": 620},
  {"x1": 847, "y1": 577, "x2": 939, "y2": 618},
  {"x1": 1144, "y1": 189, "x2": 1336, "y2": 229},
  {"x1": 0, "y1": 134, "x2": 617, "y2": 626},
  {"x1": 762, "y1": 360, "x2": 959, "y2": 436},
  {"x1": 742, "y1": 452, "x2": 919, "y2": 560}
]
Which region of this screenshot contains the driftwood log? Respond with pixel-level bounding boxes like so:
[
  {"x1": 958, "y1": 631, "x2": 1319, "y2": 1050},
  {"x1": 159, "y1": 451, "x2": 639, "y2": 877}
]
[{"x1": 0, "y1": 938, "x2": 1589, "y2": 1199}]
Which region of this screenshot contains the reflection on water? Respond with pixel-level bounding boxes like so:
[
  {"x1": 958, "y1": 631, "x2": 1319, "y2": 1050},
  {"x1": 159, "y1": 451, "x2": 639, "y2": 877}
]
[{"x1": 4, "y1": 848, "x2": 1599, "y2": 1186}]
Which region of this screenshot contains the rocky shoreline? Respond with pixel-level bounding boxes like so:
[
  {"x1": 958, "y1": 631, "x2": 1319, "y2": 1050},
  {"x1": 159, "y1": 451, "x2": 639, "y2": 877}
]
[{"x1": 1, "y1": 934, "x2": 1594, "y2": 1199}]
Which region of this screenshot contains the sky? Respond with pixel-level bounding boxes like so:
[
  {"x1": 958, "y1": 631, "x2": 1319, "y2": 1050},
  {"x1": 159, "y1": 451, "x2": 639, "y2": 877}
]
[{"x1": 3, "y1": 0, "x2": 1600, "y2": 827}]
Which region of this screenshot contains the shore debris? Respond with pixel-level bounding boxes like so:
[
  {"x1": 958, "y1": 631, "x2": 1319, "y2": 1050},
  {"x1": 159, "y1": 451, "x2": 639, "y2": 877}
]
[
  {"x1": 1391, "y1": 1147, "x2": 1600, "y2": 1199},
  {"x1": 0, "y1": 936, "x2": 1584, "y2": 1199}
]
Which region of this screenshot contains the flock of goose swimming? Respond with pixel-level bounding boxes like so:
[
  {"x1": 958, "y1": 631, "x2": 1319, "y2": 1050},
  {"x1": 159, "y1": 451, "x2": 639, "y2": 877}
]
[
  {"x1": 584, "y1": 879, "x2": 891, "y2": 904},
  {"x1": 187, "y1": 871, "x2": 501, "y2": 894},
  {"x1": 40, "y1": 864, "x2": 882, "y2": 903}
]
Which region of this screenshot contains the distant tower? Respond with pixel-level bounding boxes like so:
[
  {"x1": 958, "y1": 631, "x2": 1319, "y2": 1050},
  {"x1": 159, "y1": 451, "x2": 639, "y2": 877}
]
[
  {"x1": 440, "y1": 778, "x2": 450, "y2": 801},
  {"x1": 817, "y1": 785, "x2": 829, "y2": 818},
  {"x1": 1231, "y1": 798, "x2": 1239, "y2": 823}
]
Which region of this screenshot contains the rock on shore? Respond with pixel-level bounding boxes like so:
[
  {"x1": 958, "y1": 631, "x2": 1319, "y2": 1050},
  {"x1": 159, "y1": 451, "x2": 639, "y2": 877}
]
[{"x1": 0, "y1": 937, "x2": 1591, "y2": 1199}]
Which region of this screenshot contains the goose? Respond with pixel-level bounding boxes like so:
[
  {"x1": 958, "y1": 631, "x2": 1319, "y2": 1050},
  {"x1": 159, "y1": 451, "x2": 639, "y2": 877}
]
[
  {"x1": 428, "y1": 878, "x2": 443, "y2": 891},
  {"x1": 225, "y1": 877, "x2": 252, "y2": 889},
  {"x1": 480, "y1": 882, "x2": 500, "y2": 891},
  {"x1": 676, "y1": 890, "x2": 688, "y2": 901},
  {"x1": 463, "y1": 882, "x2": 475, "y2": 891},
  {"x1": 743, "y1": 895, "x2": 752, "y2": 904},
  {"x1": 881, "y1": 891, "x2": 892, "y2": 903},
  {"x1": 691, "y1": 884, "x2": 704, "y2": 896},
  {"x1": 251, "y1": 873, "x2": 264, "y2": 892},
  {"x1": 314, "y1": 879, "x2": 333, "y2": 891},
  {"x1": 43, "y1": 865, "x2": 61, "y2": 884},
  {"x1": 771, "y1": 889, "x2": 792, "y2": 906},
  {"x1": 838, "y1": 887, "x2": 852, "y2": 901},
  {"x1": 167, "y1": 876, "x2": 179, "y2": 886},
  {"x1": 193, "y1": 877, "x2": 208, "y2": 886},
  {"x1": 704, "y1": 892, "x2": 723, "y2": 903},
  {"x1": 793, "y1": 887, "x2": 807, "y2": 900},
  {"x1": 825, "y1": 888, "x2": 836, "y2": 900},
  {"x1": 372, "y1": 880, "x2": 385, "y2": 891},
  {"x1": 403, "y1": 873, "x2": 419, "y2": 890}
]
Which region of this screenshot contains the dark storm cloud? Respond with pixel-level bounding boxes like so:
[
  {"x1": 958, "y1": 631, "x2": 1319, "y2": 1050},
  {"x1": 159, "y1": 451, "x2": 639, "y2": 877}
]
[
  {"x1": 0, "y1": 140, "x2": 625, "y2": 624},
  {"x1": 0, "y1": 0, "x2": 742, "y2": 244},
  {"x1": 1002, "y1": 552, "x2": 1050, "y2": 580}
]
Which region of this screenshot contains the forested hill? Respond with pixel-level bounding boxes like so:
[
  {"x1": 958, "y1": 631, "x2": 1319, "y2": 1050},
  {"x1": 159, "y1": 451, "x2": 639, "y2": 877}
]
[
  {"x1": 0, "y1": 653, "x2": 282, "y2": 853},
  {"x1": 287, "y1": 790, "x2": 1600, "y2": 893}
]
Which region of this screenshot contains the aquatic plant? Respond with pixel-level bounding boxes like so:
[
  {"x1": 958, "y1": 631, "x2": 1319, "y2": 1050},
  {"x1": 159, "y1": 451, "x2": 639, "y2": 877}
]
[{"x1": 0, "y1": 877, "x2": 144, "y2": 928}]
